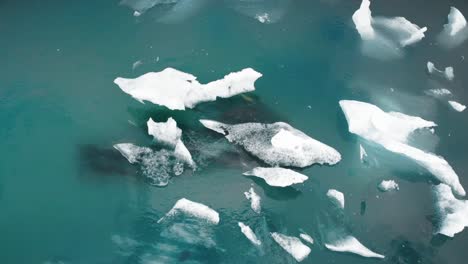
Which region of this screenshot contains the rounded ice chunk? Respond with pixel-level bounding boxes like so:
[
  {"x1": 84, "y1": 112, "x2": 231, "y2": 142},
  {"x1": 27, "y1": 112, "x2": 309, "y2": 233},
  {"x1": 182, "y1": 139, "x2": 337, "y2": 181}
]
[
  {"x1": 445, "y1": 7, "x2": 467, "y2": 36},
  {"x1": 378, "y1": 180, "x2": 399, "y2": 192},
  {"x1": 271, "y1": 232, "x2": 311, "y2": 262},
  {"x1": 327, "y1": 189, "x2": 345, "y2": 209},
  {"x1": 158, "y1": 198, "x2": 220, "y2": 225},
  {"x1": 243, "y1": 167, "x2": 308, "y2": 187},
  {"x1": 433, "y1": 184, "x2": 468, "y2": 237},
  {"x1": 325, "y1": 236, "x2": 384, "y2": 259}
]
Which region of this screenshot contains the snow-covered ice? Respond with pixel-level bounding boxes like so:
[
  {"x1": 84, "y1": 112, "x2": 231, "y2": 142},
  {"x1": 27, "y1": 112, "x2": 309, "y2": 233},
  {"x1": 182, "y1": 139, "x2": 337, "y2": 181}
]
[
  {"x1": 238, "y1": 222, "x2": 261, "y2": 246},
  {"x1": 243, "y1": 167, "x2": 308, "y2": 187},
  {"x1": 325, "y1": 236, "x2": 384, "y2": 259},
  {"x1": 433, "y1": 184, "x2": 468, "y2": 237},
  {"x1": 448, "y1": 101, "x2": 466, "y2": 112},
  {"x1": 115, "y1": 68, "x2": 262, "y2": 110},
  {"x1": 200, "y1": 120, "x2": 341, "y2": 168},
  {"x1": 378, "y1": 180, "x2": 399, "y2": 192},
  {"x1": 158, "y1": 198, "x2": 220, "y2": 225},
  {"x1": 339, "y1": 100, "x2": 465, "y2": 196},
  {"x1": 327, "y1": 189, "x2": 345, "y2": 209},
  {"x1": 244, "y1": 187, "x2": 261, "y2": 213},
  {"x1": 271, "y1": 232, "x2": 311, "y2": 262}
]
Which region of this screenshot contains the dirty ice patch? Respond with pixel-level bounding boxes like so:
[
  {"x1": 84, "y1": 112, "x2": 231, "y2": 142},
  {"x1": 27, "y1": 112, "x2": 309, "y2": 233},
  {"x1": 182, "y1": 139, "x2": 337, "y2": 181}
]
[
  {"x1": 438, "y1": 7, "x2": 468, "y2": 48},
  {"x1": 200, "y1": 120, "x2": 341, "y2": 168},
  {"x1": 238, "y1": 222, "x2": 262, "y2": 246},
  {"x1": 325, "y1": 236, "x2": 384, "y2": 259},
  {"x1": 115, "y1": 67, "x2": 262, "y2": 110},
  {"x1": 271, "y1": 232, "x2": 311, "y2": 262},
  {"x1": 243, "y1": 167, "x2": 308, "y2": 187},
  {"x1": 244, "y1": 187, "x2": 261, "y2": 213},
  {"x1": 339, "y1": 100, "x2": 465, "y2": 196},
  {"x1": 433, "y1": 184, "x2": 468, "y2": 237},
  {"x1": 158, "y1": 198, "x2": 219, "y2": 225},
  {"x1": 327, "y1": 189, "x2": 345, "y2": 209}
]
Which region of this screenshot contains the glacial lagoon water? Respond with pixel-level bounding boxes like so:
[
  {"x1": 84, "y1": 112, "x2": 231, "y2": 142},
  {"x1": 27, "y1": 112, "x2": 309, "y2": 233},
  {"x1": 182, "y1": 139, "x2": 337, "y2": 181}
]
[{"x1": 1, "y1": 0, "x2": 468, "y2": 263}]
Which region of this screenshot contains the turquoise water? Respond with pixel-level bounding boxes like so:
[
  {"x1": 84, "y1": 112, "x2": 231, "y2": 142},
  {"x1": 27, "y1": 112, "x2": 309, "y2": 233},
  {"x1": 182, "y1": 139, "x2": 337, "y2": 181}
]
[{"x1": 1, "y1": 0, "x2": 468, "y2": 263}]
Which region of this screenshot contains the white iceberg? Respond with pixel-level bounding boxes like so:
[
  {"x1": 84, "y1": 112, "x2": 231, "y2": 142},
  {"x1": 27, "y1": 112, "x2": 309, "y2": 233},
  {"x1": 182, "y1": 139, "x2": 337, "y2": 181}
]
[
  {"x1": 448, "y1": 101, "x2": 466, "y2": 112},
  {"x1": 439, "y1": 7, "x2": 468, "y2": 48},
  {"x1": 427, "y1": 61, "x2": 454, "y2": 81},
  {"x1": 244, "y1": 187, "x2": 261, "y2": 213},
  {"x1": 325, "y1": 236, "x2": 384, "y2": 259},
  {"x1": 115, "y1": 68, "x2": 262, "y2": 110},
  {"x1": 433, "y1": 184, "x2": 468, "y2": 237},
  {"x1": 327, "y1": 189, "x2": 345, "y2": 209},
  {"x1": 271, "y1": 232, "x2": 311, "y2": 262},
  {"x1": 238, "y1": 222, "x2": 261, "y2": 246},
  {"x1": 299, "y1": 233, "x2": 314, "y2": 245},
  {"x1": 339, "y1": 100, "x2": 465, "y2": 196},
  {"x1": 158, "y1": 198, "x2": 219, "y2": 225},
  {"x1": 200, "y1": 120, "x2": 341, "y2": 167},
  {"x1": 378, "y1": 180, "x2": 399, "y2": 192},
  {"x1": 243, "y1": 167, "x2": 308, "y2": 187}
]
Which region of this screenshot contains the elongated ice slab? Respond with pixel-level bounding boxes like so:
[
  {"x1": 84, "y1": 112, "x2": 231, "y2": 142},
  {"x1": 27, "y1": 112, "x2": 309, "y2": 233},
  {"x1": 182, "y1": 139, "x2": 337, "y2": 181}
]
[
  {"x1": 200, "y1": 120, "x2": 341, "y2": 168},
  {"x1": 115, "y1": 68, "x2": 262, "y2": 110},
  {"x1": 238, "y1": 222, "x2": 261, "y2": 246},
  {"x1": 339, "y1": 100, "x2": 465, "y2": 196},
  {"x1": 271, "y1": 232, "x2": 311, "y2": 262},
  {"x1": 359, "y1": 144, "x2": 368, "y2": 163},
  {"x1": 327, "y1": 189, "x2": 345, "y2": 209},
  {"x1": 448, "y1": 101, "x2": 466, "y2": 112},
  {"x1": 299, "y1": 233, "x2": 314, "y2": 245},
  {"x1": 427, "y1": 61, "x2": 454, "y2": 81},
  {"x1": 244, "y1": 187, "x2": 261, "y2": 213},
  {"x1": 325, "y1": 236, "x2": 384, "y2": 259},
  {"x1": 433, "y1": 184, "x2": 468, "y2": 237},
  {"x1": 378, "y1": 180, "x2": 399, "y2": 192},
  {"x1": 158, "y1": 198, "x2": 219, "y2": 225},
  {"x1": 243, "y1": 167, "x2": 308, "y2": 187}
]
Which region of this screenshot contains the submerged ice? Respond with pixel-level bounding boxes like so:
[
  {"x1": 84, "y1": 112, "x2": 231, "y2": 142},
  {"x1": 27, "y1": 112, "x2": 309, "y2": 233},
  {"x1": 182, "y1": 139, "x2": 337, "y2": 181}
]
[
  {"x1": 271, "y1": 232, "x2": 311, "y2": 262},
  {"x1": 114, "y1": 68, "x2": 262, "y2": 110},
  {"x1": 325, "y1": 236, "x2": 385, "y2": 259},
  {"x1": 243, "y1": 167, "x2": 308, "y2": 187},
  {"x1": 200, "y1": 120, "x2": 341, "y2": 168}
]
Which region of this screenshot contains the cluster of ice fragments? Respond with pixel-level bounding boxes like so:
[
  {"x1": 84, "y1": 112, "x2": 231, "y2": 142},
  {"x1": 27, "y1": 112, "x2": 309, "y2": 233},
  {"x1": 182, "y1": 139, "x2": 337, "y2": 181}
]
[
  {"x1": 325, "y1": 236, "x2": 385, "y2": 259},
  {"x1": 378, "y1": 180, "x2": 399, "y2": 192},
  {"x1": 427, "y1": 61, "x2": 454, "y2": 81}
]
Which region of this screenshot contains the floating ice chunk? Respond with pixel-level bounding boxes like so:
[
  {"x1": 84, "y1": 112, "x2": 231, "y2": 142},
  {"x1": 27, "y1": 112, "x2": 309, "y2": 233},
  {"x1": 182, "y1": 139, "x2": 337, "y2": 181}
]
[
  {"x1": 448, "y1": 101, "x2": 466, "y2": 112},
  {"x1": 426, "y1": 88, "x2": 452, "y2": 98},
  {"x1": 158, "y1": 198, "x2": 219, "y2": 225},
  {"x1": 427, "y1": 61, "x2": 454, "y2": 81},
  {"x1": 113, "y1": 143, "x2": 152, "y2": 164},
  {"x1": 238, "y1": 222, "x2": 261, "y2": 246},
  {"x1": 200, "y1": 120, "x2": 341, "y2": 167},
  {"x1": 244, "y1": 187, "x2": 261, "y2": 213},
  {"x1": 445, "y1": 7, "x2": 467, "y2": 36},
  {"x1": 255, "y1": 13, "x2": 271, "y2": 23},
  {"x1": 243, "y1": 167, "x2": 308, "y2": 187},
  {"x1": 339, "y1": 100, "x2": 465, "y2": 196},
  {"x1": 352, "y1": 0, "x2": 374, "y2": 39},
  {"x1": 271, "y1": 232, "x2": 311, "y2": 262},
  {"x1": 378, "y1": 180, "x2": 399, "y2": 192},
  {"x1": 133, "y1": 10, "x2": 141, "y2": 17},
  {"x1": 327, "y1": 189, "x2": 345, "y2": 209},
  {"x1": 325, "y1": 236, "x2": 384, "y2": 259},
  {"x1": 299, "y1": 233, "x2": 314, "y2": 245},
  {"x1": 433, "y1": 184, "x2": 468, "y2": 237},
  {"x1": 359, "y1": 144, "x2": 368, "y2": 163},
  {"x1": 115, "y1": 68, "x2": 262, "y2": 110}
]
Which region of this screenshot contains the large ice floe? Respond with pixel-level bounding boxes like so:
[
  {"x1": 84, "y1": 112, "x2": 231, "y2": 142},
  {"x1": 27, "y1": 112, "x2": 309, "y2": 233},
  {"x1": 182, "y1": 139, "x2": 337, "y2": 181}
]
[
  {"x1": 352, "y1": 0, "x2": 427, "y2": 59},
  {"x1": 427, "y1": 61, "x2": 454, "y2": 81},
  {"x1": 433, "y1": 184, "x2": 468, "y2": 237},
  {"x1": 327, "y1": 189, "x2": 345, "y2": 209},
  {"x1": 378, "y1": 180, "x2": 399, "y2": 192},
  {"x1": 243, "y1": 167, "x2": 308, "y2": 187},
  {"x1": 325, "y1": 236, "x2": 384, "y2": 259},
  {"x1": 244, "y1": 187, "x2": 261, "y2": 213},
  {"x1": 158, "y1": 198, "x2": 220, "y2": 225},
  {"x1": 448, "y1": 101, "x2": 466, "y2": 112},
  {"x1": 339, "y1": 100, "x2": 465, "y2": 196},
  {"x1": 199, "y1": 120, "x2": 341, "y2": 167},
  {"x1": 238, "y1": 222, "x2": 262, "y2": 246},
  {"x1": 114, "y1": 68, "x2": 262, "y2": 110},
  {"x1": 438, "y1": 7, "x2": 468, "y2": 48},
  {"x1": 271, "y1": 232, "x2": 311, "y2": 262}
]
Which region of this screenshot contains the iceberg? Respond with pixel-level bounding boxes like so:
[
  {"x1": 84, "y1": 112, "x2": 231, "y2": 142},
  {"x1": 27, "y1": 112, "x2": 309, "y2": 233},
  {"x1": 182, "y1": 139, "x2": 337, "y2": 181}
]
[
  {"x1": 158, "y1": 198, "x2": 220, "y2": 225},
  {"x1": 271, "y1": 232, "x2": 311, "y2": 262},
  {"x1": 359, "y1": 144, "x2": 368, "y2": 163},
  {"x1": 448, "y1": 101, "x2": 466, "y2": 112},
  {"x1": 339, "y1": 100, "x2": 465, "y2": 196},
  {"x1": 244, "y1": 187, "x2": 261, "y2": 213},
  {"x1": 438, "y1": 7, "x2": 468, "y2": 48},
  {"x1": 327, "y1": 189, "x2": 345, "y2": 209},
  {"x1": 427, "y1": 61, "x2": 454, "y2": 81},
  {"x1": 243, "y1": 167, "x2": 308, "y2": 187},
  {"x1": 114, "y1": 68, "x2": 262, "y2": 110},
  {"x1": 378, "y1": 180, "x2": 399, "y2": 192},
  {"x1": 238, "y1": 222, "x2": 261, "y2": 246},
  {"x1": 299, "y1": 233, "x2": 314, "y2": 245},
  {"x1": 433, "y1": 184, "x2": 468, "y2": 237},
  {"x1": 325, "y1": 236, "x2": 384, "y2": 259},
  {"x1": 200, "y1": 120, "x2": 341, "y2": 167}
]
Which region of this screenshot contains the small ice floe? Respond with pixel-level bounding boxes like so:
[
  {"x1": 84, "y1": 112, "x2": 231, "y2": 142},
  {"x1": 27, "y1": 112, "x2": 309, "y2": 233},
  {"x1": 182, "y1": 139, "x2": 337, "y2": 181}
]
[
  {"x1": 427, "y1": 61, "x2": 454, "y2": 81},
  {"x1": 158, "y1": 198, "x2": 220, "y2": 225},
  {"x1": 439, "y1": 7, "x2": 468, "y2": 48},
  {"x1": 359, "y1": 144, "x2": 368, "y2": 163},
  {"x1": 114, "y1": 68, "x2": 262, "y2": 110},
  {"x1": 378, "y1": 180, "x2": 399, "y2": 192},
  {"x1": 255, "y1": 13, "x2": 271, "y2": 23},
  {"x1": 426, "y1": 88, "x2": 452, "y2": 97},
  {"x1": 132, "y1": 60, "x2": 143, "y2": 70},
  {"x1": 299, "y1": 233, "x2": 314, "y2": 245},
  {"x1": 352, "y1": 0, "x2": 427, "y2": 59},
  {"x1": 200, "y1": 120, "x2": 341, "y2": 168},
  {"x1": 339, "y1": 100, "x2": 465, "y2": 196},
  {"x1": 113, "y1": 143, "x2": 151, "y2": 164},
  {"x1": 448, "y1": 101, "x2": 466, "y2": 112},
  {"x1": 133, "y1": 10, "x2": 141, "y2": 17},
  {"x1": 244, "y1": 187, "x2": 261, "y2": 213},
  {"x1": 433, "y1": 184, "x2": 468, "y2": 237},
  {"x1": 325, "y1": 236, "x2": 384, "y2": 259},
  {"x1": 271, "y1": 232, "x2": 311, "y2": 262},
  {"x1": 238, "y1": 222, "x2": 262, "y2": 246},
  {"x1": 327, "y1": 189, "x2": 345, "y2": 209},
  {"x1": 243, "y1": 167, "x2": 308, "y2": 187}
]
